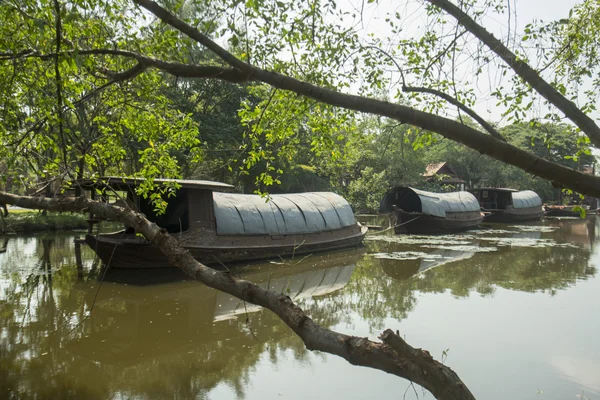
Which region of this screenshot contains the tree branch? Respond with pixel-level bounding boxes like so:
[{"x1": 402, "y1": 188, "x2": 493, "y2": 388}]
[
  {"x1": 53, "y1": 0, "x2": 69, "y2": 169},
  {"x1": 133, "y1": 0, "x2": 600, "y2": 198},
  {"x1": 402, "y1": 85, "x2": 505, "y2": 141},
  {"x1": 0, "y1": 190, "x2": 475, "y2": 400},
  {"x1": 0, "y1": 48, "x2": 251, "y2": 82},
  {"x1": 365, "y1": 45, "x2": 505, "y2": 141},
  {"x1": 425, "y1": 0, "x2": 600, "y2": 148},
  {"x1": 380, "y1": 329, "x2": 473, "y2": 400}
]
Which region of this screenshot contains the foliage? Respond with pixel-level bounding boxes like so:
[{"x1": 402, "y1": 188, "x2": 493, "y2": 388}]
[
  {"x1": 345, "y1": 167, "x2": 387, "y2": 214},
  {"x1": 0, "y1": 0, "x2": 202, "y2": 206},
  {"x1": 0, "y1": 212, "x2": 87, "y2": 233},
  {"x1": 0, "y1": 0, "x2": 598, "y2": 210}
]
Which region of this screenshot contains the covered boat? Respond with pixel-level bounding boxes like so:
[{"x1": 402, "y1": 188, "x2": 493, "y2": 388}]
[
  {"x1": 472, "y1": 188, "x2": 544, "y2": 222},
  {"x1": 379, "y1": 187, "x2": 483, "y2": 234},
  {"x1": 80, "y1": 177, "x2": 367, "y2": 268}
]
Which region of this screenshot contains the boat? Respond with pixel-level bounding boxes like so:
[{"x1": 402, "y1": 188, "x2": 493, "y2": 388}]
[
  {"x1": 471, "y1": 188, "x2": 544, "y2": 223},
  {"x1": 544, "y1": 205, "x2": 591, "y2": 217},
  {"x1": 79, "y1": 177, "x2": 367, "y2": 268},
  {"x1": 378, "y1": 187, "x2": 483, "y2": 234}
]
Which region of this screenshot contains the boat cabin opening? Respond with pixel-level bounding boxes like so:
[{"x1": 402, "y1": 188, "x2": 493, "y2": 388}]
[
  {"x1": 379, "y1": 187, "x2": 422, "y2": 214},
  {"x1": 472, "y1": 188, "x2": 542, "y2": 212},
  {"x1": 77, "y1": 177, "x2": 234, "y2": 234},
  {"x1": 137, "y1": 188, "x2": 190, "y2": 233},
  {"x1": 473, "y1": 189, "x2": 513, "y2": 210}
]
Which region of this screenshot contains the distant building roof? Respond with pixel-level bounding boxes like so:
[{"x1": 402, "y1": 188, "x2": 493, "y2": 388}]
[
  {"x1": 423, "y1": 162, "x2": 447, "y2": 177},
  {"x1": 423, "y1": 162, "x2": 465, "y2": 184},
  {"x1": 473, "y1": 187, "x2": 517, "y2": 192}
]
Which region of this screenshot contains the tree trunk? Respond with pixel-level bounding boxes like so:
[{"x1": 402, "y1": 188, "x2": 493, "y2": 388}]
[{"x1": 0, "y1": 190, "x2": 476, "y2": 400}]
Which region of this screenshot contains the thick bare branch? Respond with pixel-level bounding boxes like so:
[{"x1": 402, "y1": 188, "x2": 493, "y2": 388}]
[
  {"x1": 426, "y1": 0, "x2": 600, "y2": 148},
  {"x1": 380, "y1": 329, "x2": 474, "y2": 400},
  {"x1": 0, "y1": 191, "x2": 474, "y2": 400}
]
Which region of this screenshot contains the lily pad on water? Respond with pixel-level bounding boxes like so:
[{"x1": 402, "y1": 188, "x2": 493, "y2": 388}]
[
  {"x1": 371, "y1": 251, "x2": 444, "y2": 261},
  {"x1": 421, "y1": 245, "x2": 498, "y2": 252},
  {"x1": 508, "y1": 225, "x2": 559, "y2": 233},
  {"x1": 477, "y1": 236, "x2": 579, "y2": 248},
  {"x1": 471, "y1": 229, "x2": 514, "y2": 235},
  {"x1": 366, "y1": 235, "x2": 471, "y2": 246}
]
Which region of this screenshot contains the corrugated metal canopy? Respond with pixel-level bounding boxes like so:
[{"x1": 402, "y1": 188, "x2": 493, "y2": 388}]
[
  {"x1": 213, "y1": 192, "x2": 356, "y2": 235},
  {"x1": 411, "y1": 188, "x2": 480, "y2": 217},
  {"x1": 379, "y1": 187, "x2": 480, "y2": 217},
  {"x1": 511, "y1": 190, "x2": 542, "y2": 209}
]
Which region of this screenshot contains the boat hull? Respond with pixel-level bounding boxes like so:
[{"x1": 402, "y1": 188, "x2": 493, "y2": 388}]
[
  {"x1": 543, "y1": 206, "x2": 595, "y2": 217},
  {"x1": 483, "y1": 207, "x2": 545, "y2": 223},
  {"x1": 544, "y1": 210, "x2": 580, "y2": 217},
  {"x1": 393, "y1": 209, "x2": 483, "y2": 235},
  {"x1": 85, "y1": 226, "x2": 367, "y2": 269}
]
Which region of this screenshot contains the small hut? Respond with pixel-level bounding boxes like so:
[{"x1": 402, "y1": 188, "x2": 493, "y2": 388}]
[{"x1": 423, "y1": 162, "x2": 466, "y2": 191}]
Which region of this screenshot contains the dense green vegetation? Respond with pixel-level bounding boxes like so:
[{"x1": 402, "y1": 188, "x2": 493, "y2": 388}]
[
  {"x1": 1, "y1": 0, "x2": 597, "y2": 215},
  {"x1": 0, "y1": 212, "x2": 87, "y2": 233}
]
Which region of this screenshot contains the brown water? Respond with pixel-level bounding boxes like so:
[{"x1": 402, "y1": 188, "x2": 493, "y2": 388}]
[{"x1": 1, "y1": 217, "x2": 599, "y2": 400}]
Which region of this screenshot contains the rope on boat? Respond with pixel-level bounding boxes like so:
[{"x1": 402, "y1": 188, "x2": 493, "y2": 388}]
[{"x1": 369, "y1": 216, "x2": 421, "y2": 235}]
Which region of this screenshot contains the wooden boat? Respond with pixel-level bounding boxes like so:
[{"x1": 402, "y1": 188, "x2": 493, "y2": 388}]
[
  {"x1": 471, "y1": 188, "x2": 544, "y2": 223},
  {"x1": 378, "y1": 187, "x2": 484, "y2": 234},
  {"x1": 80, "y1": 177, "x2": 367, "y2": 269},
  {"x1": 544, "y1": 205, "x2": 594, "y2": 217}
]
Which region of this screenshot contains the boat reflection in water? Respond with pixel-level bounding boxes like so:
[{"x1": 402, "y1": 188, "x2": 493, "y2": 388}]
[
  {"x1": 67, "y1": 250, "x2": 361, "y2": 368},
  {"x1": 377, "y1": 247, "x2": 477, "y2": 281},
  {"x1": 372, "y1": 227, "x2": 546, "y2": 282}
]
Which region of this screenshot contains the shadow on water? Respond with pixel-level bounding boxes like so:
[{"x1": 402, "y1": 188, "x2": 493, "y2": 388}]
[{"x1": 0, "y1": 217, "x2": 598, "y2": 399}]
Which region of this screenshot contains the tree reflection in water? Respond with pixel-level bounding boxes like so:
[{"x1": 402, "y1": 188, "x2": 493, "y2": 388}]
[{"x1": 0, "y1": 217, "x2": 597, "y2": 399}]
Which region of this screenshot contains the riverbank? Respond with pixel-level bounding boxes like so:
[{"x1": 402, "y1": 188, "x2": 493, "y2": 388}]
[{"x1": 0, "y1": 211, "x2": 88, "y2": 233}]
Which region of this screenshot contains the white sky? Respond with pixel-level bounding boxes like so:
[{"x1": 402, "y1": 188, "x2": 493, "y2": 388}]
[{"x1": 336, "y1": 0, "x2": 593, "y2": 126}]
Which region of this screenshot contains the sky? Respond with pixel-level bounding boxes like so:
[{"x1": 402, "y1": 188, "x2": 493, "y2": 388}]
[{"x1": 337, "y1": 0, "x2": 594, "y2": 128}]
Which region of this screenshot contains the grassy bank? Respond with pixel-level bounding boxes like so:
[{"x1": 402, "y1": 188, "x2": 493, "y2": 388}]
[{"x1": 0, "y1": 211, "x2": 88, "y2": 233}]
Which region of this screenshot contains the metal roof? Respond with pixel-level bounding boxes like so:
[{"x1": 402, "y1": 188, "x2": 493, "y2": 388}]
[
  {"x1": 213, "y1": 192, "x2": 356, "y2": 235},
  {"x1": 511, "y1": 190, "x2": 542, "y2": 209},
  {"x1": 76, "y1": 177, "x2": 234, "y2": 191},
  {"x1": 473, "y1": 187, "x2": 517, "y2": 192},
  {"x1": 407, "y1": 187, "x2": 480, "y2": 218}
]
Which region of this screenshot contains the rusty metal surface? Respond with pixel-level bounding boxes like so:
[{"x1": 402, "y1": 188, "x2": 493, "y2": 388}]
[
  {"x1": 410, "y1": 187, "x2": 481, "y2": 218},
  {"x1": 511, "y1": 190, "x2": 542, "y2": 209},
  {"x1": 213, "y1": 192, "x2": 356, "y2": 235}
]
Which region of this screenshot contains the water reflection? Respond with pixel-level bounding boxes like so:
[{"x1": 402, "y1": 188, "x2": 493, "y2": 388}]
[
  {"x1": 0, "y1": 237, "x2": 361, "y2": 399},
  {"x1": 0, "y1": 218, "x2": 599, "y2": 399}
]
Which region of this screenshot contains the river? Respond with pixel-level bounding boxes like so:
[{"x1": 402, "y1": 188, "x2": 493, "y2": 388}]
[{"x1": 1, "y1": 217, "x2": 599, "y2": 399}]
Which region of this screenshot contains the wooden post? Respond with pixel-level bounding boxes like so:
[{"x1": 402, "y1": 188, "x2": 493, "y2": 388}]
[
  {"x1": 74, "y1": 238, "x2": 84, "y2": 279},
  {"x1": 88, "y1": 189, "x2": 95, "y2": 234}
]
